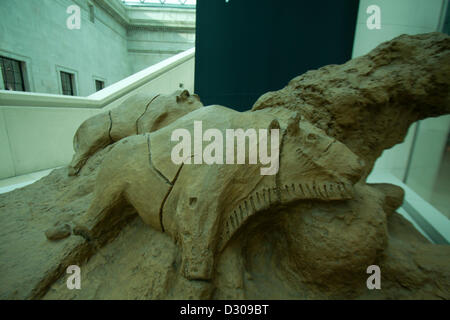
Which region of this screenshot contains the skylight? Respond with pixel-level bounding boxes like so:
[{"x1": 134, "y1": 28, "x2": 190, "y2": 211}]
[{"x1": 122, "y1": 0, "x2": 196, "y2": 8}]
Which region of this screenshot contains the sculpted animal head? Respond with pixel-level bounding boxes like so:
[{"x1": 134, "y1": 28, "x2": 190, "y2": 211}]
[
  {"x1": 69, "y1": 89, "x2": 202, "y2": 176},
  {"x1": 217, "y1": 112, "x2": 364, "y2": 252},
  {"x1": 137, "y1": 89, "x2": 203, "y2": 133},
  {"x1": 278, "y1": 112, "x2": 364, "y2": 202}
]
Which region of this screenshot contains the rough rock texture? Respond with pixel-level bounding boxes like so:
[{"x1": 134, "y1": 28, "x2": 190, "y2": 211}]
[
  {"x1": 253, "y1": 32, "x2": 450, "y2": 177},
  {"x1": 0, "y1": 32, "x2": 449, "y2": 300}
]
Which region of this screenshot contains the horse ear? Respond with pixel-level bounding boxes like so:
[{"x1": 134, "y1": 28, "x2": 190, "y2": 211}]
[
  {"x1": 181, "y1": 89, "x2": 190, "y2": 98},
  {"x1": 287, "y1": 112, "x2": 301, "y2": 135},
  {"x1": 268, "y1": 118, "x2": 280, "y2": 131},
  {"x1": 176, "y1": 90, "x2": 190, "y2": 103}
]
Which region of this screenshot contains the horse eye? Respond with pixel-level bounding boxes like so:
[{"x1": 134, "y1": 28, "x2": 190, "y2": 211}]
[{"x1": 307, "y1": 133, "x2": 317, "y2": 141}]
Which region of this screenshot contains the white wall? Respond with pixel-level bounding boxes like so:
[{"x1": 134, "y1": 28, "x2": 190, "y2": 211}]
[
  {"x1": 0, "y1": 107, "x2": 97, "y2": 178},
  {"x1": 0, "y1": 49, "x2": 195, "y2": 179},
  {"x1": 352, "y1": 0, "x2": 445, "y2": 57},
  {"x1": 0, "y1": 0, "x2": 131, "y2": 96},
  {"x1": 126, "y1": 6, "x2": 196, "y2": 73},
  {"x1": 127, "y1": 28, "x2": 195, "y2": 74},
  {"x1": 352, "y1": 0, "x2": 448, "y2": 181},
  {"x1": 0, "y1": 0, "x2": 196, "y2": 96}
]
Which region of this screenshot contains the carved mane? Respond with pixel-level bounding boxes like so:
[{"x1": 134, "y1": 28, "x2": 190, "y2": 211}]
[{"x1": 218, "y1": 180, "x2": 354, "y2": 251}]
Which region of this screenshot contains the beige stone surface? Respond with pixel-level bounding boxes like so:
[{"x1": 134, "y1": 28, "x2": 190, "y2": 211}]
[
  {"x1": 0, "y1": 32, "x2": 449, "y2": 300},
  {"x1": 253, "y1": 32, "x2": 450, "y2": 178}
]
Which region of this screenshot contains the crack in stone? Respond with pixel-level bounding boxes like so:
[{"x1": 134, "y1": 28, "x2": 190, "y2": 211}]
[
  {"x1": 147, "y1": 134, "x2": 173, "y2": 186},
  {"x1": 107, "y1": 110, "x2": 113, "y2": 143},
  {"x1": 136, "y1": 94, "x2": 160, "y2": 134},
  {"x1": 146, "y1": 134, "x2": 184, "y2": 232},
  {"x1": 159, "y1": 163, "x2": 184, "y2": 233}
]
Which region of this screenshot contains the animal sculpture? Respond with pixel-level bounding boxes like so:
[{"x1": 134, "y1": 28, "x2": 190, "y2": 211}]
[
  {"x1": 53, "y1": 105, "x2": 364, "y2": 288},
  {"x1": 68, "y1": 89, "x2": 202, "y2": 175}
]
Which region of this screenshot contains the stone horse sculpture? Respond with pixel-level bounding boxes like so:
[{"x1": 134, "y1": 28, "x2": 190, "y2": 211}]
[
  {"x1": 49, "y1": 98, "x2": 364, "y2": 294},
  {"x1": 68, "y1": 90, "x2": 203, "y2": 175},
  {"x1": 19, "y1": 32, "x2": 448, "y2": 300}
]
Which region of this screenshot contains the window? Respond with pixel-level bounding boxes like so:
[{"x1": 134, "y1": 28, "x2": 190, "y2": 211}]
[
  {"x1": 95, "y1": 79, "x2": 105, "y2": 92},
  {"x1": 88, "y1": 3, "x2": 95, "y2": 23},
  {"x1": 0, "y1": 56, "x2": 26, "y2": 91},
  {"x1": 60, "y1": 71, "x2": 75, "y2": 96}
]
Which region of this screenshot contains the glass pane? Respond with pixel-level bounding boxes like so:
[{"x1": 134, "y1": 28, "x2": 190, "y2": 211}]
[
  {"x1": 60, "y1": 71, "x2": 74, "y2": 96},
  {"x1": 0, "y1": 56, "x2": 25, "y2": 91},
  {"x1": 95, "y1": 80, "x2": 104, "y2": 91},
  {"x1": 405, "y1": 116, "x2": 450, "y2": 218}
]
